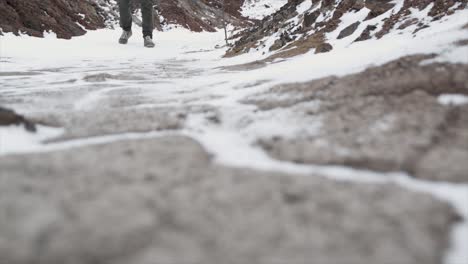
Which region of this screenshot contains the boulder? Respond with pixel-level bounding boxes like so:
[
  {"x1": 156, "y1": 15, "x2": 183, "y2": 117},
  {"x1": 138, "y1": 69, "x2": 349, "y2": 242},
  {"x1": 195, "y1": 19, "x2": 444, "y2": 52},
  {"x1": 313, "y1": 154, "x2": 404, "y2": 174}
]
[{"x1": 337, "y1": 21, "x2": 360, "y2": 39}]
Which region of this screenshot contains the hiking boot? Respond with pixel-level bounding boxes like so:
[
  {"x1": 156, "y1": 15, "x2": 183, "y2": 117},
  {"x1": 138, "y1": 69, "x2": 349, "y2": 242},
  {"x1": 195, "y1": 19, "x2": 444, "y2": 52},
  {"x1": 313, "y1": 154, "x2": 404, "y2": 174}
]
[
  {"x1": 119, "y1": 30, "x2": 132, "y2": 44},
  {"x1": 144, "y1": 36, "x2": 155, "y2": 48}
]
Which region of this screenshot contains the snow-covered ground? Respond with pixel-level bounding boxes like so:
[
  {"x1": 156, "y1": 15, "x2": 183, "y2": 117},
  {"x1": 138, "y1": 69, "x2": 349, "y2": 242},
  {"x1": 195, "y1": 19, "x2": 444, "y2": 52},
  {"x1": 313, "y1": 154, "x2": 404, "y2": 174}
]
[
  {"x1": 241, "y1": 0, "x2": 288, "y2": 19},
  {"x1": 1, "y1": 6, "x2": 468, "y2": 263}
]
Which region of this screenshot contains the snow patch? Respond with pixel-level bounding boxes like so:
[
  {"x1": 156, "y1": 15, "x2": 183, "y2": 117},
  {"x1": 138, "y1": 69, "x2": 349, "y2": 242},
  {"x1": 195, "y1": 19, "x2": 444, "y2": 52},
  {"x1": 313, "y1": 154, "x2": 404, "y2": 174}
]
[
  {"x1": 0, "y1": 125, "x2": 64, "y2": 155},
  {"x1": 296, "y1": 0, "x2": 313, "y2": 14},
  {"x1": 438, "y1": 94, "x2": 468, "y2": 106},
  {"x1": 241, "y1": 0, "x2": 288, "y2": 19}
]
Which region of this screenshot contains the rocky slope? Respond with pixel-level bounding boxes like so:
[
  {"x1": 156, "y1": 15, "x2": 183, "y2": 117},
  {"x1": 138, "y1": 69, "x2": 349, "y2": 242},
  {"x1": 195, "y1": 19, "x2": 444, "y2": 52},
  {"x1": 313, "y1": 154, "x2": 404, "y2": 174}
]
[
  {"x1": 0, "y1": 0, "x2": 248, "y2": 38},
  {"x1": 226, "y1": 0, "x2": 467, "y2": 57},
  {"x1": 0, "y1": 0, "x2": 110, "y2": 39},
  {"x1": 155, "y1": 0, "x2": 247, "y2": 32}
]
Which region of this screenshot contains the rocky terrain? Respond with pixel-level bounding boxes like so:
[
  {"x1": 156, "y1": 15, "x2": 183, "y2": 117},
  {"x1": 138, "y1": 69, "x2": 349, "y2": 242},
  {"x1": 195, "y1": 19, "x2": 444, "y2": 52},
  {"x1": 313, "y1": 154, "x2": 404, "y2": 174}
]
[
  {"x1": 226, "y1": 0, "x2": 467, "y2": 57},
  {"x1": 155, "y1": 0, "x2": 248, "y2": 32},
  {"x1": 1, "y1": 1, "x2": 468, "y2": 264},
  {"x1": 0, "y1": 0, "x2": 248, "y2": 38},
  {"x1": 0, "y1": 136, "x2": 458, "y2": 264},
  {"x1": 246, "y1": 55, "x2": 468, "y2": 183},
  {"x1": 0, "y1": 0, "x2": 109, "y2": 38}
]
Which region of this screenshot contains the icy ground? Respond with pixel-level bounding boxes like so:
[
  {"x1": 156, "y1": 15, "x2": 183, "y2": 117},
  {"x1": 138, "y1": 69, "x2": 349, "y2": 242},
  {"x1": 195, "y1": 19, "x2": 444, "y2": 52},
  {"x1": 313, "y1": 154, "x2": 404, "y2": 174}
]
[{"x1": 1, "y1": 8, "x2": 468, "y2": 264}]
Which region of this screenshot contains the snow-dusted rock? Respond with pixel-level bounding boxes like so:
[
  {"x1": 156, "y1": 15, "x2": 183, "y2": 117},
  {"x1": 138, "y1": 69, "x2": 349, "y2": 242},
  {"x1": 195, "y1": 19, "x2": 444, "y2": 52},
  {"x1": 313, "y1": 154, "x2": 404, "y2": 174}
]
[
  {"x1": 0, "y1": 136, "x2": 458, "y2": 264},
  {"x1": 246, "y1": 55, "x2": 468, "y2": 183},
  {"x1": 227, "y1": 0, "x2": 467, "y2": 58}
]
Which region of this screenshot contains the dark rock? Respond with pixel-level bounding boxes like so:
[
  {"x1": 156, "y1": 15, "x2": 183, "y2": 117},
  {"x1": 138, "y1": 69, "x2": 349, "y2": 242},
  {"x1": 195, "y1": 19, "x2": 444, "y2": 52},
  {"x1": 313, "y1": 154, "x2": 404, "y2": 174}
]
[
  {"x1": 0, "y1": 107, "x2": 36, "y2": 132},
  {"x1": 355, "y1": 24, "x2": 377, "y2": 41},
  {"x1": 269, "y1": 32, "x2": 294, "y2": 51},
  {"x1": 365, "y1": 0, "x2": 395, "y2": 20},
  {"x1": 315, "y1": 42, "x2": 333, "y2": 53},
  {"x1": 455, "y1": 39, "x2": 468, "y2": 46},
  {"x1": 321, "y1": 0, "x2": 336, "y2": 11},
  {"x1": 352, "y1": 0, "x2": 365, "y2": 11},
  {"x1": 337, "y1": 21, "x2": 360, "y2": 39},
  {"x1": 303, "y1": 10, "x2": 320, "y2": 28},
  {"x1": 0, "y1": 0, "x2": 107, "y2": 39}
]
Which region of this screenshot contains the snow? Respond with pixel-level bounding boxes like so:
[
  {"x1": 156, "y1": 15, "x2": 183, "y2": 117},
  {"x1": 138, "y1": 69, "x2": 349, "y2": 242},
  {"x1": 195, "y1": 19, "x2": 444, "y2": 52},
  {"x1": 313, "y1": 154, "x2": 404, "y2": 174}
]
[
  {"x1": 186, "y1": 115, "x2": 468, "y2": 264},
  {"x1": 220, "y1": 7, "x2": 468, "y2": 84},
  {"x1": 0, "y1": 125, "x2": 64, "y2": 155},
  {"x1": 241, "y1": 0, "x2": 288, "y2": 19},
  {"x1": 1, "y1": 5, "x2": 468, "y2": 264},
  {"x1": 438, "y1": 94, "x2": 468, "y2": 106},
  {"x1": 296, "y1": 0, "x2": 313, "y2": 14}
]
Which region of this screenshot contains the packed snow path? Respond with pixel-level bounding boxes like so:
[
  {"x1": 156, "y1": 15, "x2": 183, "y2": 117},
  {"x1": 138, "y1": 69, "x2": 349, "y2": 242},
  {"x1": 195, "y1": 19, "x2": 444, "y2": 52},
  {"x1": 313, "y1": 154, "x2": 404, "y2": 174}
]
[{"x1": 1, "y1": 15, "x2": 468, "y2": 264}]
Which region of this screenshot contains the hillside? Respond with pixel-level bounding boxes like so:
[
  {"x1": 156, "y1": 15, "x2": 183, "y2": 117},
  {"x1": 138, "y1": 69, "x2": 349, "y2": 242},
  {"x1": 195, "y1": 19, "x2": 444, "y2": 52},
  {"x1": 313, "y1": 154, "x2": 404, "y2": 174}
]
[
  {"x1": 0, "y1": 0, "x2": 248, "y2": 38},
  {"x1": 227, "y1": 0, "x2": 467, "y2": 58}
]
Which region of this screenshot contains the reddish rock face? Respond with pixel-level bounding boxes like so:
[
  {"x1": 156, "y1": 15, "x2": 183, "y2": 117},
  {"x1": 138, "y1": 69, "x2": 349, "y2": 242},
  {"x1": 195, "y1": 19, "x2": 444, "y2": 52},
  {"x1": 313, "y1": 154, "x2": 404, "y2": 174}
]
[
  {"x1": 0, "y1": 0, "x2": 107, "y2": 39},
  {"x1": 157, "y1": 0, "x2": 247, "y2": 32},
  {"x1": 201, "y1": 0, "x2": 245, "y2": 17},
  {"x1": 0, "y1": 0, "x2": 248, "y2": 38}
]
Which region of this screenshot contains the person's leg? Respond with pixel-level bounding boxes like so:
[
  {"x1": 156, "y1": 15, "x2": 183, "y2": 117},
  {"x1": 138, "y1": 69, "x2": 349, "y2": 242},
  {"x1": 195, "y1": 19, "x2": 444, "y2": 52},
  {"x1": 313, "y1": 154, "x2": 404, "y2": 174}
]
[
  {"x1": 119, "y1": 0, "x2": 132, "y2": 32},
  {"x1": 140, "y1": 0, "x2": 154, "y2": 38}
]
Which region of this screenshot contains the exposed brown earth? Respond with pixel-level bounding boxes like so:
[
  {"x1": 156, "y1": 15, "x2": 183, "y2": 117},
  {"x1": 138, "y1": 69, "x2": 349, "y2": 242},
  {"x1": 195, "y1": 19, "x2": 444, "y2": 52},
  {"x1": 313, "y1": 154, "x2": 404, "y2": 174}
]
[
  {"x1": 244, "y1": 55, "x2": 468, "y2": 183},
  {"x1": 0, "y1": 136, "x2": 458, "y2": 264}
]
